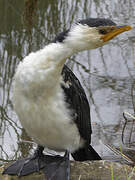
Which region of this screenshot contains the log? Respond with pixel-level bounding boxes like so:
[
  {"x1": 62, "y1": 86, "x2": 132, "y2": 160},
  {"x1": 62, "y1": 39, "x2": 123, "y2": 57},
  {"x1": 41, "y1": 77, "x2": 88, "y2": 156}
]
[{"x1": 0, "y1": 160, "x2": 135, "y2": 180}]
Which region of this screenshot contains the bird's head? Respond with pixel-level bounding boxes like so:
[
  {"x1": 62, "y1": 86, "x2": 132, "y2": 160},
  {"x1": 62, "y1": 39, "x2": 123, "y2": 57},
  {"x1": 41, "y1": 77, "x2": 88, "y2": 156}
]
[{"x1": 54, "y1": 18, "x2": 132, "y2": 52}]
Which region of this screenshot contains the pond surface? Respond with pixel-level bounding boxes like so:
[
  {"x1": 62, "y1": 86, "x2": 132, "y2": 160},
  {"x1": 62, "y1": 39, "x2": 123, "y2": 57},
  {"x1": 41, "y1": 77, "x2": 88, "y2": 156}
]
[{"x1": 0, "y1": 0, "x2": 135, "y2": 164}]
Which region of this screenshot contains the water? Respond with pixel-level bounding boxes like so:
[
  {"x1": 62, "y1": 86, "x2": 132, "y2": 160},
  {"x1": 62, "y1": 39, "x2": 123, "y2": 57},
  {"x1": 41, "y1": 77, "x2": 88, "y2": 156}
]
[{"x1": 0, "y1": 0, "x2": 135, "y2": 164}]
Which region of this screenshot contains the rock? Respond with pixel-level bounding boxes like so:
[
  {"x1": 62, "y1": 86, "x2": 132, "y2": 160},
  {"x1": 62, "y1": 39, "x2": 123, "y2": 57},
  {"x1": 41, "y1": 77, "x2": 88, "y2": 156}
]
[{"x1": 0, "y1": 160, "x2": 135, "y2": 180}]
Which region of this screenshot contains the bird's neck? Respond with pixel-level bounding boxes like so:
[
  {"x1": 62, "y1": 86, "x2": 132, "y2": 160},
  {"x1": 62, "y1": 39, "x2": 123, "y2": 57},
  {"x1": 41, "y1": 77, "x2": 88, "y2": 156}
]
[
  {"x1": 21, "y1": 42, "x2": 77, "y2": 96},
  {"x1": 14, "y1": 35, "x2": 88, "y2": 99},
  {"x1": 40, "y1": 42, "x2": 75, "y2": 70}
]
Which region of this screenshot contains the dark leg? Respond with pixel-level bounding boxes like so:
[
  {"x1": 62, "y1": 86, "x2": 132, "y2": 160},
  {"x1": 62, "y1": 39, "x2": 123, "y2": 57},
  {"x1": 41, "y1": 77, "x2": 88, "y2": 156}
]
[
  {"x1": 43, "y1": 150, "x2": 70, "y2": 180},
  {"x1": 3, "y1": 145, "x2": 46, "y2": 176}
]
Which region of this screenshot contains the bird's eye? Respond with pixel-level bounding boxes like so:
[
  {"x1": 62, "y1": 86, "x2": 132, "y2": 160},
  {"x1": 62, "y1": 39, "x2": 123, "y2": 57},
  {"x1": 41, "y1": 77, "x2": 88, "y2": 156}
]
[{"x1": 99, "y1": 29, "x2": 107, "y2": 35}]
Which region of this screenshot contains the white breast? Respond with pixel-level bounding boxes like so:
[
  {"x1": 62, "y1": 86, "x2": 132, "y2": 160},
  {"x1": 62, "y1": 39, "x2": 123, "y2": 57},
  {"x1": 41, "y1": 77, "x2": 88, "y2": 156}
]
[{"x1": 12, "y1": 50, "x2": 83, "y2": 153}]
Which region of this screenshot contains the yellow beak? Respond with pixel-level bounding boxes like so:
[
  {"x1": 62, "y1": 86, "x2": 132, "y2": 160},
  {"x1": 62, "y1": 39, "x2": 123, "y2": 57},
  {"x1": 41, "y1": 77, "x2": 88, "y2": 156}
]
[{"x1": 101, "y1": 25, "x2": 132, "y2": 42}]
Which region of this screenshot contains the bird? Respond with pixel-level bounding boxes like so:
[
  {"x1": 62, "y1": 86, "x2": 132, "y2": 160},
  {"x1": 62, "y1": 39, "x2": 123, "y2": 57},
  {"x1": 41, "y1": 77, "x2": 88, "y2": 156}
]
[{"x1": 3, "y1": 18, "x2": 131, "y2": 180}]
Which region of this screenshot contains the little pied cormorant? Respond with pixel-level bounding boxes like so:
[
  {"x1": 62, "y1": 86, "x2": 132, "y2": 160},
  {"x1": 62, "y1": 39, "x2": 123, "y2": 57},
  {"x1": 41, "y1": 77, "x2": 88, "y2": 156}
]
[{"x1": 3, "y1": 18, "x2": 132, "y2": 180}]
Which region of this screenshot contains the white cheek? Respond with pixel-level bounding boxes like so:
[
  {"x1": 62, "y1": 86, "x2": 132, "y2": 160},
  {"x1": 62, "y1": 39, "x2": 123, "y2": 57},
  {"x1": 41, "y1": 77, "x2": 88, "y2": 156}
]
[{"x1": 85, "y1": 33, "x2": 104, "y2": 49}]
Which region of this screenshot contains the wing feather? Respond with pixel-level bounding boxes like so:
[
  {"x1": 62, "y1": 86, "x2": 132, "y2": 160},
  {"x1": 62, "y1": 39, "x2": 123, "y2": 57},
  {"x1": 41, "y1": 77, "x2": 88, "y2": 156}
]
[{"x1": 61, "y1": 65, "x2": 91, "y2": 144}]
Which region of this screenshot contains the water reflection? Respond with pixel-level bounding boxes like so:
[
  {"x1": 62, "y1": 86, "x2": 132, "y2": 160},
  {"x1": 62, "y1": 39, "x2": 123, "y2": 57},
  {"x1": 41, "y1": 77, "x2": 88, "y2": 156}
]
[{"x1": 0, "y1": 0, "x2": 135, "y2": 164}]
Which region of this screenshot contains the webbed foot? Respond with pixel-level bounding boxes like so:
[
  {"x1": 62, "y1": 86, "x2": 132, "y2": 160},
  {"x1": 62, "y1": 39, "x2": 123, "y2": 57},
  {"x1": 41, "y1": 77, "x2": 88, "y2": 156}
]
[
  {"x1": 43, "y1": 151, "x2": 70, "y2": 180},
  {"x1": 3, "y1": 146, "x2": 45, "y2": 176},
  {"x1": 3, "y1": 147, "x2": 70, "y2": 180}
]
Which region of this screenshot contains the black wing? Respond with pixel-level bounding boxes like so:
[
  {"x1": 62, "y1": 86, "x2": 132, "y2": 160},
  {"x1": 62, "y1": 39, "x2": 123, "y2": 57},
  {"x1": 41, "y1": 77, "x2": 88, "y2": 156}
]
[{"x1": 61, "y1": 65, "x2": 92, "y2": 144}]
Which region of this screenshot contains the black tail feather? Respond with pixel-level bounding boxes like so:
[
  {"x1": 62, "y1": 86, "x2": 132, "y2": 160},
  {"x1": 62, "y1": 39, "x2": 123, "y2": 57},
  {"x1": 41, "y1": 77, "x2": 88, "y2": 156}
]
[{"x1": 71, "y1": 144, "x2": 101, "y2": 161}]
